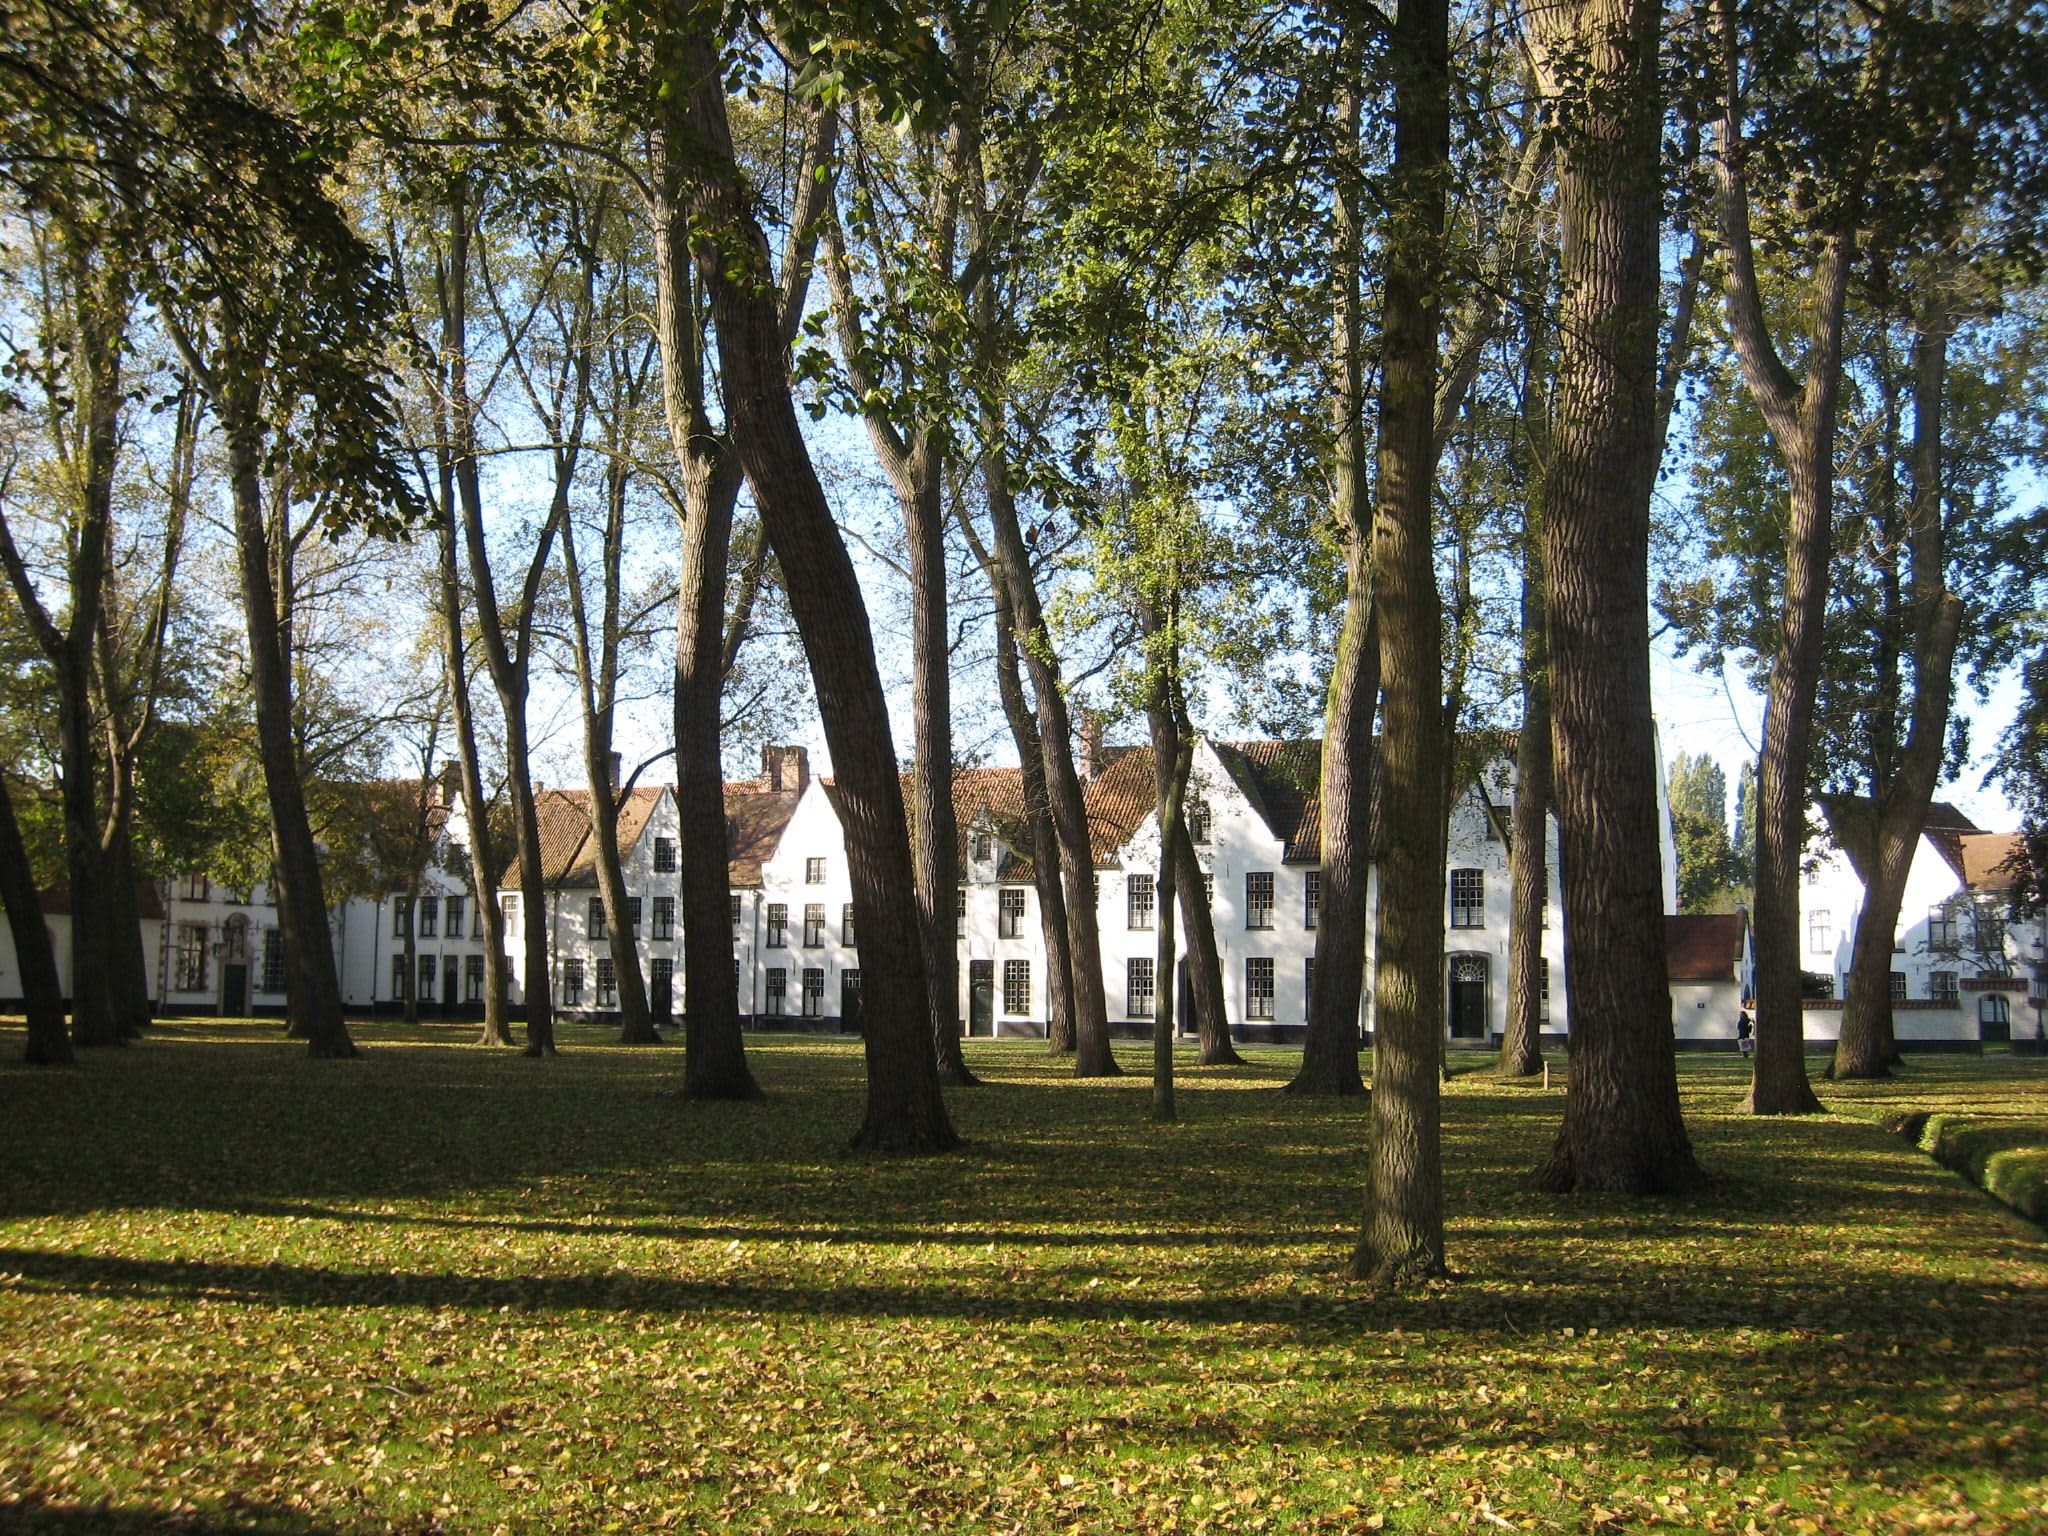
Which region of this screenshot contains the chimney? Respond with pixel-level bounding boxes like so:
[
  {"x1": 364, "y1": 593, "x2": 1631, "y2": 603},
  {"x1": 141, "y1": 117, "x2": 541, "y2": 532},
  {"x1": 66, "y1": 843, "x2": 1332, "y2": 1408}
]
[
  {"x1": 764, "y1": 744, "x2": 810, "y2": 794},
  {"x1": 434, "y1": 758, "x2": 462, "y2": 807},
  {"x1": 1077, "y1": 711, "x2": 1105, "y2": 784},
  {"x1": 608, "y1": 751, "x2": 622, "y2": 796}
]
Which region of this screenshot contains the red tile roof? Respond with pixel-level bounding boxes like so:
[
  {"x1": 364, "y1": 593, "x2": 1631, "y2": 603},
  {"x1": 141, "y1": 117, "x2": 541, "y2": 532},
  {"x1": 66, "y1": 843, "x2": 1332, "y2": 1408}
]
[
  {"x1": 723, "y1": 778, "x2": 800, "y2": 887},
  {"x1": 1820, "y1": 796, "x2": 1983, "y2": 885},
  {"x1": 1957, "y1": 831, "x2": 2029, "y2": 893},
  {"x1": 1666, "y1": 913, "x2": 1746, "y2": 983}
]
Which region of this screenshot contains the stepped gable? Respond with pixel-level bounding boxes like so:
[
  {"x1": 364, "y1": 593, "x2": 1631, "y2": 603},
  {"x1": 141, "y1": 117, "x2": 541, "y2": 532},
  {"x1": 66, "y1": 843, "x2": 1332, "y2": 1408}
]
[
  {"x1": 724, "y1": 775, "x2": 800, "y2": 887},
  {"x1": 1666, "y1": 912, "x2": 1746, "y2": 982},
  {"x1": 1820, "y1": 795, "x2": 1983, "y2": 885}
]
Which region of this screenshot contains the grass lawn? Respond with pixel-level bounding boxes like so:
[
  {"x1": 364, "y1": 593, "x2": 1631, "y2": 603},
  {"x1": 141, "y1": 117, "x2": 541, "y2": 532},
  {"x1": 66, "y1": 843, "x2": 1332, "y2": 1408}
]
[{"x1": 1, "y1": 1021, "x2": 2044, "y2": 1534}]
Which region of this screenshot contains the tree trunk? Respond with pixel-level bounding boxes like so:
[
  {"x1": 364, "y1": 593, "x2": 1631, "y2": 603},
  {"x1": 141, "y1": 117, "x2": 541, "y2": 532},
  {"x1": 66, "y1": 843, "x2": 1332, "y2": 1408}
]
[
  {"x1": 1835, "y1": 304, "x2": 1964, "y2": 1079},
  {"x1": 401, "y1": 883, "x2": 420, "y2": 1024},
  {"x1": 984, "y1": 450, "x2": 1116, "y2": 1074},
  {"x1": 1171, "y1": 818, "x2": 1240, "y2": 1064},
  {"x1": 1527, "y1": 0, "x2": 1702, "y2": 1188},
  {"x1": 1500, "y1": 523, "x2": 1550, "y2": 1078},
  {"x1": 1354, "y1": 0, "x2": 1450, "y2": 1287},
  {"x1": 223, "y1": 417, "x2": 355, "y2": 1059},
  {"x1": 676, "y1": 29, "x2": 954, "y2": 1151},
  {"x1": 651, "y1": 128, "x2": 760, "y2": 1101},
  {"x1": 0, "y1": 772, "x2": 72, "y2": 1065},
  {"x1": 989, "y1": 574, "x2": 1077, "y2": 1053},
  {"x1": 1144, "y1": 630, "x2": 1191, "y2": 1123},
  {"x1": 1293, "y1": 34, "x2": 1375, "y2": 1100}
]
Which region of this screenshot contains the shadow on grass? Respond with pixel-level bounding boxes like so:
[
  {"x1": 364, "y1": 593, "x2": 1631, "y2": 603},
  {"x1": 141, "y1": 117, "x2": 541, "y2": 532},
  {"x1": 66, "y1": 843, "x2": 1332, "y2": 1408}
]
[{"x1": 0, "y1": 1499, "x2": 339, "y2": 1534}]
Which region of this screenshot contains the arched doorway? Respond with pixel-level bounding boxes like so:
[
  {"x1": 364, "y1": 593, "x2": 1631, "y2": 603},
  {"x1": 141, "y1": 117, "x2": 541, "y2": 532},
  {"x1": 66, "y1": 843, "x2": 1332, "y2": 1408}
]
[
  {"x1": 1980, "y1": 993, "x2": 2011, "y2": 1044},
  {"x1": 1448, "y1": 954, "x2": 1489, "y2": 1040}
]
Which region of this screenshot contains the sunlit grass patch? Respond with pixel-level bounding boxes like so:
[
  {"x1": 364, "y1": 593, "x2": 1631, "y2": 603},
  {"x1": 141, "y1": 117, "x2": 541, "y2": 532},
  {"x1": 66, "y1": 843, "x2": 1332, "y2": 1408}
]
[{"x1": 1, "y1": 1022, "x2": 2043, "y2": 1533}]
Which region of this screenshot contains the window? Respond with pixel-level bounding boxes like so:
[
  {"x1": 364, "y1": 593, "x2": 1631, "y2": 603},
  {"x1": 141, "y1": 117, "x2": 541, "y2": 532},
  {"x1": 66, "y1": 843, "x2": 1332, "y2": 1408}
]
[
  {"x1": 175, "y1": 924, "x2": 208, "y2": 991},
  {"x1": 502, "y1": 893, "x2": 519, "y2": 927},
  {"x1": 766, "y1": 967, "x2": 787, "y2": 1015},
  {"x1": 472, "y1": 899, "x2": 485, "y2": 938},
  {"x1": 1304, "y1": 870, "x2": 1321, "y2": 930},
  {"x1": 1000, "y1": 887, "x2": 1026, "y2": 939},
  {"x1": 1451, "y1": 869, "x2": 1484, "y2": 929},
  {"x1": 1542, "y1": 890, "x2": 1551, "y2": 929},
  {"x1": 1127, "y1": 874, "x2": 1155, "y2": 931},
  {"x1": 392, "y1": 899, "x2": 410, "y2": 938},
  {"x1": 179, "y1": 873, "x2": 209, "y2": 901},
  {"x1": 1003, "y1": 959, "x2": 1032, "y2": 1016},
  {"x1": 1128, "y1": 957, "x2": 1155, "y2": 1018},
  {"x1": 730, "y1": 893, "x2": 742, "y2": 934},
  {"x1": 1890, "y1": 971, "x2": 1908, "y2": 1001},
  {"x1": 842, "y1": 903, "x2": 857, "y2": 946},
  {"x1": 1982, "y1": 995, "x2": 2011, "y2": 1031},
  {"x1": 955, "y1": 888, "x2": 966, "y2": 937},
  {"x1": 1245, "y1": 872, "x2": 1274, "y2": 929},
  {"x1": 652, "y1": 896, "x2": 675, "y2": 940},
  {"x1": 561, "y1": 958, "x2": 584, "y2": 1005},
  {"x1": 971, "y1": 832, "x2": 993, "y2": 863},
  {"x1": 1808, "y1": 909, "x2": 1832, "y2": 954},
  {"x1": 466, "y1": 954, "x2": 484, "y2": 1001},
  {"x1": 806, "y1": 857, "x2": 826, "y2": 884},
  {"x1": 767, "y1": 903, "x2": 788, "y2": 946},
  {"x1": 596, "y1": 957, "x2": 617, "y2": 1007},
  {"x1": 419, "y1": 956, "x2": 436, "y2": 1000},
  {"x1": 804, "y1": 902, "x2": 826, "y2": 946},
  {"x1": 1304, "y1": 957, "x2": 1316, "y2": 1017},
  {"x1": 418, "y1": 896, "x2": 439, "y2": 937},
  {"x1": 1246, "y1": 957, "x2": 1275, "y2": 1020},
  {"x1": 651, "y1": 957, "x2": 674, "y2": 1002},
  {"x1": 262, "y1": 928, "x2": 285, "y2": 992},
  {"x1": 1205, "y1": 873, "x2": 1214, "y2": 907},
  {"x1": 1976, "y1": 903, "x2": 2008, "y2": 957},
  {"x1": 622, "y1": 896, "x2": 640, "y2": 937},
  {"x1": 1929, "y1": 970, "x2": 1959, "y2": 1005},
  {"x1": 654, "y1": 836, "x2": 677, "y2": 873},
  {"x1": 391, "y1": 954, "x2": 407, "y2": 998},
  {"x1": 1539, "y1": 963, "x2": 1551, "y2": 1023},
  {"x1": 588, "y1": 897, "x2": 608, "y2": 939},
  {"x1": 802, "y1": 966, "x2": 825, "y2": 1017},
  {"x1": 1187, "y1": 795, "x2": 1211, "y2": 845},
  {"x1": 1893, "y1": 929, "x2": 1905, "y2": 952},
  {"x1": 1928, "y1": 903, "x2": 1958, "y2": 949},
  {"x1": 445, "y1": 895, "x2": 464, "y2": 938}
]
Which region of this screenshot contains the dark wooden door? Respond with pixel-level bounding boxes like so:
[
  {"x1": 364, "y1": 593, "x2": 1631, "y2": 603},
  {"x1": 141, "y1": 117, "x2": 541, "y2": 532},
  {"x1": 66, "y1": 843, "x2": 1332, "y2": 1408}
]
[
  {"x1": 442, "y1": 957, "x2": 459, "y2": 1017},
  {"x1": 222, "y1": 963, "x2": 249, "y2": 1018},
  {"x1": 1449, "y1": 956, "x2": 1488, "y2": 1039},
  {"x1": 840, "y1": 970, "x2": 863, "y2": 1033},
  {"x1": 968, "y1": 960, "x2": 994, "y2": 1037},
  {"x1": 1981, "y1": 996, "x2": 2011, "y2": 1044}
]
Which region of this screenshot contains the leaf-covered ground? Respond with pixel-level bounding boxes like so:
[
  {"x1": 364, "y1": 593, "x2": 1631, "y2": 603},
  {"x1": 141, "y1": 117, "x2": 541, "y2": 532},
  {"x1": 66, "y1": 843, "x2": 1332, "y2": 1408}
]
[{"x1": 1, "y1": 1020, "x2": 2043, "y2": 1534}]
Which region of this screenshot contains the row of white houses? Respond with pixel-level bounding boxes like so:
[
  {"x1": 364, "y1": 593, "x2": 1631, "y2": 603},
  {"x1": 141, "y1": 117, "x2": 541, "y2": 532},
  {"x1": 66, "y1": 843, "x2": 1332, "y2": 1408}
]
[{"x1": 3, "y1": 736, "x2": 2039, "y2": 1049}]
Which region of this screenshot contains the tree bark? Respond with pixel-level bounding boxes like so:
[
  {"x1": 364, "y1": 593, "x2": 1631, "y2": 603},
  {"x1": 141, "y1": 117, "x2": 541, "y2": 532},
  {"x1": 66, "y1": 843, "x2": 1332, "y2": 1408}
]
[
  {"x1": 1500, "y1": 525, "x2": 1550, "y2": 1078},
  {"x1": 1293, "y1": 25, "x2": 1374, "y2": 1099},
  {"x1": 1354, "y1": 0, "x2": 1450, "y2": 1286},
  {"x1": 1170, "y1": 817, "x2": 1240, "y2": 1064},
  {"x1": 1835, "y1": 301, "x2": 1964, "y2": 1078},
  {"x1": 675, "y1": 27, "x2": 954, "y2": 1151},
  {"x1": 984, "y1": 448, "x2": 1116, "y2": 1073},
  {"x1": 1145, "y1": 640, "x2": 1191, "y2": 1124},
  {"x1": 1527, "y1": 0, "x2": 1702, "y2": 1188},
  {"x1": 0, "y1": 771, "x2": 71, "y2": 1065}
]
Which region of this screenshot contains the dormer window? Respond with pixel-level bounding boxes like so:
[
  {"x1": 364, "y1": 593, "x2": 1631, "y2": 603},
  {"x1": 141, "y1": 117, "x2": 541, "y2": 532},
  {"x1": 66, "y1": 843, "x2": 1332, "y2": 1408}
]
[
  {"x1": 971, "y1": 832, "x2": 993, "y2": 863},
  {"x1": 1187, "y1": 796, "x2": 1211, "y2": 845}
]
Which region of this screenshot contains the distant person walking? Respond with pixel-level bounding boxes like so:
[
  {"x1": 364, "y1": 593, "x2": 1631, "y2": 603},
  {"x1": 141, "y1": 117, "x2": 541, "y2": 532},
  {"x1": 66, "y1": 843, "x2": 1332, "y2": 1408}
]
[{"x1": 1737, "y1": 1003, "x2": 1754, "y2": 1059}]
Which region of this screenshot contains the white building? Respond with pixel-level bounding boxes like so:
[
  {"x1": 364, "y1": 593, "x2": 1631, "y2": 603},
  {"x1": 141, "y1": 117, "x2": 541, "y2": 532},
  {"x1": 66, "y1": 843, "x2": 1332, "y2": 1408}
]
[{"x1": 1796, "y1": 798, "x2": 2046, "y2": 1049}]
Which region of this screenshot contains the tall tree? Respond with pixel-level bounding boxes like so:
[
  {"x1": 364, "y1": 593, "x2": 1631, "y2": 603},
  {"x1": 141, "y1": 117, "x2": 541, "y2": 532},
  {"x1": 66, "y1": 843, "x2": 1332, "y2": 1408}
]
[
  {"x1": 0, "y1": 767, "x2": 69, "y2": 1064},
  {"x1": 1525, "y1": 0, "x2": 1703, "y2": 1190}
]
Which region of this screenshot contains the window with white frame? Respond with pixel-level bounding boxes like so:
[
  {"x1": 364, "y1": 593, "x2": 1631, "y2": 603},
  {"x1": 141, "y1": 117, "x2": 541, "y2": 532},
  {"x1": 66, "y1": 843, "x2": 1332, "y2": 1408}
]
[
  {"x1": 1890, "y1": 971, "x2": 1908, "y2": 1001},
  {"x1": 806, "y1": 857, "x2": 826, "y2": 884},
  {"x1": 1451, "y1": 868, "x2": 1484, "y2": 928},
  {"x1": 1245, "y1": 957, "x2": 1274, "y2": 1019},
  {"x1": 261, "y1": 928, "x2": 285, "y2": 992},
  {"x1": 654, "y1": 837, "x2": 677, "y2": 873},
  {"x1": 391, "y1": 954, "x2": 406, "y2": 999},
  {"x1": 843, "y1": 902, "x2": 857, "y2": 946},
  {"x1": 955, "y1": 887, "x2": 966, "y2": 937},
  {"x1": 418, "y1": 896, "x2": 439, "y2": 937},
  {"x1": 804, "y1": 902, "x2": 825, "y2": 946},
  {"x1": 596, "y1": 957, "x2": 617, "y2": 1007},
  {"x1": 392, "y1": 899, "x2": 410, "y2": 937},
  {"x1": 1245, "y1": 872, "x2": 1274, "y2": 929},
  {"x1": 445, "y1": 895, "x2": 465, "y2": 938},
  {"x1": 625, "y1": 896, "x2": 642, "y2": 937},
  {"x1": 1127, "y1": 874, "x2": 1155, "y2": 930},
  {"x1": 1808, "y1": 909, "x2": 1832, "y2": 954},
  {"x1": 652, "y1": 896, "x2": 675, "y2": 939},
  {"x1": 561, "y1": 958, "x2": 584, "y2": 1006},
  {"x1": 1127, "y1": 957, "x2": 1155, "y2": 1018},
  {"x1": 730, "y1": 893, "x2": 742, "y2": 934},
  {"x1": 175, "y1": 923, "x2": 208, "y2": 991},
  {"x1": 1187, "y1": 795, "x2": 1211, "y2": 845},
  {"x1": 466, "y1": 954, "x2": 484, "y2": 1000},
  {"x1": 419, "y1": 956, "x2": 436, "y2": 1000},
  {"x1": 1929, "y1": 970, "x2": 1959, "y2": 1004},
  {"x1": 1539, "y1": 963, "x2": 1551, "y2": 1022},
  {"x1": 179, "y1": 873, "x2": 209, "y2": 901},
  {"x1": 767, "y1": 903, "x2": 788, "y2": 946},
  {"x1": 1000, "y1": 887, "x2": 1026, "y2": 938},
  {"x1": 766, "y1": 967, "x2": 787, "y2": 1015},
  {"x1": 502, "y1": 893, "x2": 519, "y2": 927},
  {"x1": 802, "y1": 966, "x2": 825, "y2": 1017},
  {"x1": 588, "y1": 897, "x2": 607, "y2": 939},
  {"x1": 1304, "y1": 870, "x2": 1321, "y2": 930},
  {"x1": 1928, "y1": 902, "x2": 1958, "y2": 949},
  {"x1": 1003, "y1": 959, "x2": 1031, "y2": 1015}
]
